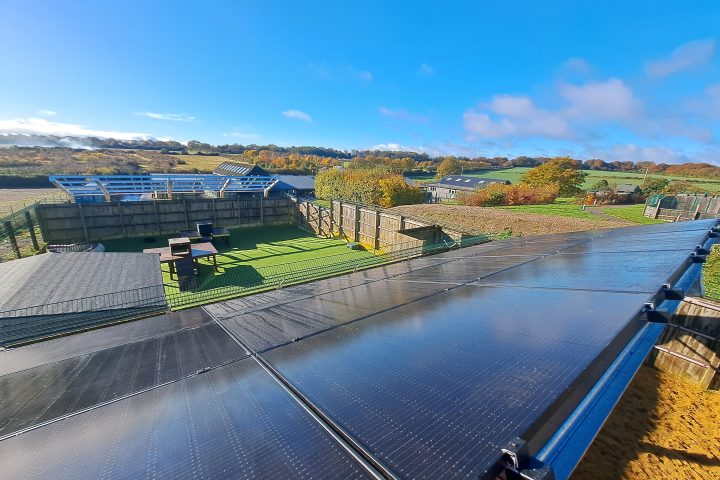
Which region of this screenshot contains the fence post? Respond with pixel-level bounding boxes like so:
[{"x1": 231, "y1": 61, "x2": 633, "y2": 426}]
[
  {"x1": 354, "y1": 204, "x2": 360, "y2": 243},
  {"x1": 118, "y1": 201, "x2": 127, "y2": 238},
  {"x1": 260, "y1": 196, "x2": 265, "y2": 225},
  {"x1": 153, "y1": 201, "x2": 161, "y2": 234},
  {"x1": 329, "y1": 200, "x2": 335, "y2": 236},
  {"x1": 76, "y1": 203, "x2": 89, "y2": 241},
  {"x1": 184, "y1": 199, "x2": 190, "y2": 229},
  {"x1": 374, "y1": 210, "x2": 381, "y2": 250},
  {"x1": 338, "y1": 201, "x2": 344, "y2": 238},
  {"x1": 237, "y1": 197, "x2": 242, "y2": 226},
  {"x1": 34, "y1": 205, "x2": 48, "y2": 244},
  {"x1": 3, "y1": 221, "x2": 21, "y2": 259},
  {"x1": 24, "y1": 211, "x2": 39, "y2": 251}
]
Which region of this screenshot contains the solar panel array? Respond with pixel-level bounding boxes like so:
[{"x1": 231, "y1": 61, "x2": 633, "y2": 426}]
[
  {"x1": 0, "y1": 219, "x2": 716, "y2": 479},
  {"x1": 50, "y1": 173, "x2": 278, "y2": 199}
]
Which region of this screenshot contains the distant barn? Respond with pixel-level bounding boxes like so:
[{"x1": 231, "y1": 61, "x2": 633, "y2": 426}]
[
  {"x1": 424, "y1": 175, "x2": 510, "y2": 200},
  {"x1": 213, "y1": 161, "x2": 270, "y2": 177}
]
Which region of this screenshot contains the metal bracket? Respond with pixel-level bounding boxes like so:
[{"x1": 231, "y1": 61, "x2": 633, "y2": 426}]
[
  {"x1": 642, "y1": 303, "x2": 671, "y2": 323},
  {"x1": 661, "y1": 283, "x2": 685, "y2": 301},
  {"x1": 690, "y1": 252, "x2": 707, "y2": 263},
  {"x1": 497, "y1": 438, "x2": 555, "y2": 480}
]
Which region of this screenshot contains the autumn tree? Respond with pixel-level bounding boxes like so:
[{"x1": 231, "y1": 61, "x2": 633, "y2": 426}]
[
  {"x1": 436, "y1": 157, "x2": 462, "y2": 178},
  {"x1": 641, "y1": 177, "x2": 670, "y2": 195},
  {"x1": 520, "y1": 157, "x2": 588, "y2": 196}
]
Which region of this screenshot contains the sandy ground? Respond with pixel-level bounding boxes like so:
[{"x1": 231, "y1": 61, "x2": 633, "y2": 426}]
[
  {"x1": 391, "y1": 204, "x2": 629, "y2": 236},
  {"x1": 573, "y1": 366, "x2": 720, "y2": 479}
]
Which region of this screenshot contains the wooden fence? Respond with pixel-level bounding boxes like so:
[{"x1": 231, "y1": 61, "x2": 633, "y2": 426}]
[
  {"x1": 644, "y1": 193, "x2": 720, "y2": 221},
  {"x1": 293, "y1": 198, "x2": 471, "y2": 252},
  {"x1": 36, "y1": 197, "x2": 293, "y2": 243},
  {"x1": 647, "y1": 297, "x2": 720, "y2": 389}
]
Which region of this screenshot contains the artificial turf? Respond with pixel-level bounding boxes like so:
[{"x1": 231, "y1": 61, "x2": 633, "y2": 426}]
[{"x1": 102, "y1": 225, "x2": 377, "y2": 307}]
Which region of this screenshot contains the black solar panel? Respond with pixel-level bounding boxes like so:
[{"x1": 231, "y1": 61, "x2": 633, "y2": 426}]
[
  {"x1": 0, "y1": 358, "x2": 369, "y2": 480},
  {"x1": 0, "y1": 219, "x2": 715, "y2": 480}
]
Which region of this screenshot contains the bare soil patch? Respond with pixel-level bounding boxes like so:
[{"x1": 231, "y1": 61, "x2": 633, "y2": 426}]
[{"x1": 391, "y1": 204, "x2": 629, "y2": 236}]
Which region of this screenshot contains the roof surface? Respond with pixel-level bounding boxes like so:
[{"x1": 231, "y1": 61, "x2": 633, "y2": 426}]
[
  {"x1": 273, "y1": 174, "x2": 316, "y2": 190},
  {"x1": 429, "y1": 174, "x2": 510, "y2": 190},
  {"x1": 213, "y1": 160, "x2": 269, "y2": 176},
  {"x1": 0, "y1": 219, "x2": 716, "y2": 479},
  {"x1": 614, "y1": 183, "x2": 641, "y2": 193},
  {"x1": 0, "y1": 252, "x2": 164, "y2": 314}
]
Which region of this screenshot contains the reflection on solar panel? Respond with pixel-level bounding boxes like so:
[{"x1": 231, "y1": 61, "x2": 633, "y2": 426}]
[
  {"x1": 0, "y1": 219, "x2": 716, "y2": 479},
  {"x1": 50, "y1": 173, "x2": 278, "y2": 199}
]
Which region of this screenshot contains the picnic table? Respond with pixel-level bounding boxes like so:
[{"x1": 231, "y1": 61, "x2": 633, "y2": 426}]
[{"x1": 143, "y1": 242, "x2": 219, "y2": 279}]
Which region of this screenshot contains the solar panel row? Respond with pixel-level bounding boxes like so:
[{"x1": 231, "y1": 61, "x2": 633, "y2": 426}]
[{"x1": 0, "y1": 219, "x2": 716, "y2": 479}]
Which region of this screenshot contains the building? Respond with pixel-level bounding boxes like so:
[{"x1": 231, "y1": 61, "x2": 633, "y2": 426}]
[
  {"x1": 424, "y1": 175, "x2": 510, "y2": 200},
  {"x1": 212, "y1": 161, "x2": 270, "y2": 177},
  {"x1": 271, "y1": 175, "x2": 316, "y2": 197},
  {"x1": 614, "y1": 183, "x2": 641, "y2": 195}
]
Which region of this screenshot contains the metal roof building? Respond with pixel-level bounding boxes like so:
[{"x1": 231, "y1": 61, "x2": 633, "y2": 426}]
[
  {"x1": 0, "y1": 219, "x2": 716, "y2": 479},
  {"x1": 425, "y1": 174, "x2": 510, "y2": 200}
]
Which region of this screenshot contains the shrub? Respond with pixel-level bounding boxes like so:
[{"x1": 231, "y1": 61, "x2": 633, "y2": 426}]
[
  {"x1": 316, "y1": 168, "x2": 424, "y2": 207},
  {"x1": 460, "y1": 183, "x2": 558, "y2": 206}
]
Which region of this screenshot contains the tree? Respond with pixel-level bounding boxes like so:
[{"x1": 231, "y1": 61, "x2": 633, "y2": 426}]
[
  {"x1": 436, "y1": 157, "x2": 462, "y2": 177},
  {"x1": 662, "y1": 181, "x2": 705, "y2": 195},
  {"x1": 589, "y1": 179, "x2": 611, "y2": 192},
  {"x1": 520, "y1": 157, "x2": 588, "y2": 196},
  {"x1": 641, "y1": 177, "x2": 670, "y2": 195}
]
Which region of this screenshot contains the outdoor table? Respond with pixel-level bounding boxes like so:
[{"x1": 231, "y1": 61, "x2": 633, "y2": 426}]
[{"x1": 143, "y1": 242, "x2": 219, "y2": 278}]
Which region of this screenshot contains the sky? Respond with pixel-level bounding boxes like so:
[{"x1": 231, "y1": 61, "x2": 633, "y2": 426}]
[{"x1": 1, "y1": 1, "x2": 719, "y2": 163}]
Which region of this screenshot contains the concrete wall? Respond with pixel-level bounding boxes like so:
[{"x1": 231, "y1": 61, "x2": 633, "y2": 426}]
[
  {"x1": 647, "y1": 297, "x2": 720, "y2": 389},
  {"x1": 645, "y1": 194, "x2": 720, "y2": 221},
  {"x1": 36, "y1": 197, "x2": 293, "y2": 243},
  {"x1": 293, "y1": 197, "x2": 469, "y2": 252}
]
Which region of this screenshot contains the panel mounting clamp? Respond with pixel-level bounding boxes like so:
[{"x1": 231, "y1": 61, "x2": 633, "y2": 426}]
[{"x1": 496, "y1": 438, "x2": 555, "y2": 480}]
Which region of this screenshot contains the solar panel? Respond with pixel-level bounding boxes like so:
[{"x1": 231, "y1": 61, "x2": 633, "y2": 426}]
[
  {"x1": 0, "y1": 219, "x2": 716, "y2": 479},
  {"x1": 0, "y1": 358, "x2": 370, "y2": 480}
]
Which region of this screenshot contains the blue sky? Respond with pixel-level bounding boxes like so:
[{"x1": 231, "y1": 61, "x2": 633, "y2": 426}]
[{"x1": 1, "y1": 1, "x2": 719, "y2": 163}]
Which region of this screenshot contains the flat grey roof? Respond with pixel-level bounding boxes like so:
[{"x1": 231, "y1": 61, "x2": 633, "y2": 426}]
[{"x1": 0, "y1": 252, "x2": 164, "y2": 314}]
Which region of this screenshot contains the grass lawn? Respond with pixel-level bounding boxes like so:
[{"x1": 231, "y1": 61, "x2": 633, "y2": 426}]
[
  {"x1": 703, "y1": 245, "x2": 720, "y2": 301},
  {"x1": 102, "y1": 225, "x2": 377, "y2": 308},
  {"x1": 601, "y1": 205, "x2": 665, "y2": 225}
]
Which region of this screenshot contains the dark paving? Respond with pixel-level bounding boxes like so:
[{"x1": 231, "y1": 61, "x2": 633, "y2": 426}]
[
  {"x1": 0, "y1": 219, "x2": 716, "y2": 480},
  {"x1": 0, "y1": 358, "x2": 369, "y2": 480}
]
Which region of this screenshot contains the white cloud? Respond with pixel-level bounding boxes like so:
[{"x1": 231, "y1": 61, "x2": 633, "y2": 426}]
[
  {"x1": 464, "y1": 79, "x2": 643, "y2": 140},
  {"x1": 139, "y1": 112, "x2": 195, "y2": 122},
  {"x1": 378, "y1": 106, "x2": 428, "y2": 123},
  {"x1": 370, "y1": 143, "x2": 424, "y2": 153},
  {"x1": 37, "y1": 109, "x2": 57, "y2": 117},
  {"x1": 559, "y1": 79, "x2": 642, "y2": 120},
  {"x1": 419, "y1": 63, "x2": 435, "y2": 76},
  {"x1": 687, "y1": 83, "x2": 720, "y2": 119},
  {"x1": 645, "y1": 39, "x2": 716, "y2": 79},
  {"x1": 0, "y1": 117, "x2": 150, "y2": 140},
  {"x1": 561, "y1": 57, "x2": 592, "y2": 76},
  {"x1": 463, "y1": 95, "x2": 571, "y2": 139},
  {"x1": 223, "y1": 131, "x2": 261, "y2": 140},
  {"x1": 281, "y1": 110, "x2": 312, "y2": 122}
]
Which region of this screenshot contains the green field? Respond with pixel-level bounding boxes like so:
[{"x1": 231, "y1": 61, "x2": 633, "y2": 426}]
[
  {"x1": 601, "y1": 205, "x2": 665, "y2": 225},
  {"x1": 409, "y1": 167, "x2": 720, "y2": 192},
  {"x1": 103, "y1": 225, "x2": 376, "y2": 306}
]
